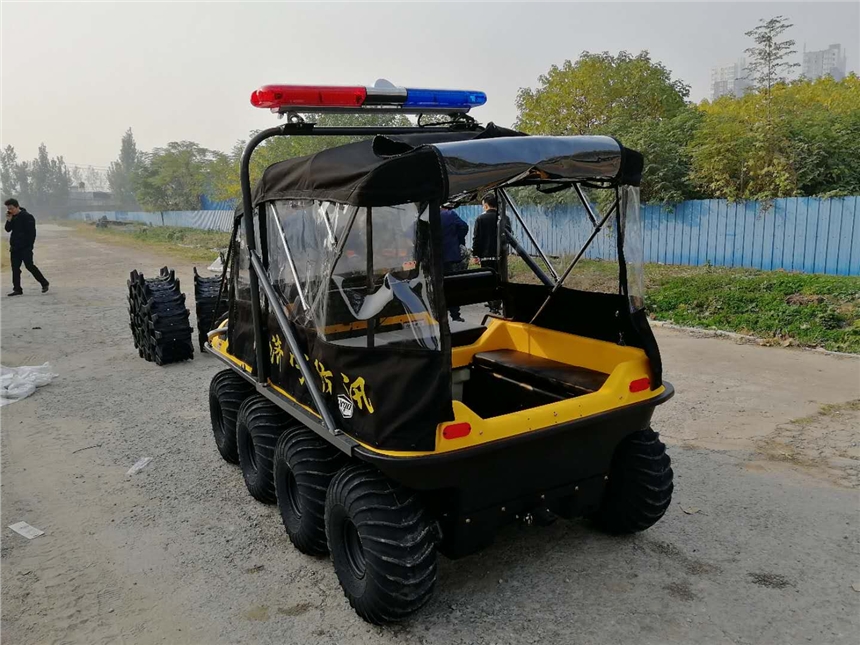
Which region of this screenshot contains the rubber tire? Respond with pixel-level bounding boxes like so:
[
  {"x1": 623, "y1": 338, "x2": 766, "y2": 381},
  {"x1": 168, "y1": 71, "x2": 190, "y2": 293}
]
[
  {"x1": 236, "y1": 395, "x2": 294, "y2": 504},
  {"x1": 209, "y1": 369, "x2": 255, "y2": 464},
  {"x1": 325, "y1": 464, "x2": 437, "y2": 624},
  {"x1": 274, "y1": 429, "x2": 347, "y2": 555},
  {"x1": 593, "y1": 428, "x2": 674, "y2": 534}
]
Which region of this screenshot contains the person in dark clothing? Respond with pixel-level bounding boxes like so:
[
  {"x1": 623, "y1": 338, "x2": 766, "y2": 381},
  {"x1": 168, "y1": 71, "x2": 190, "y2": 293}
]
[
  {"x1": 440, "y1": 205, "x2": 469, "y2": 322},
  {"x1": 5, "y1": 198, "x2": 49, "y2": 296},
  {"x1": 471, "y1": 193, "x2": 499, "y2": 262},
  {"x1": 471, "y1": 193, "x2": 502, "y2": 314}
]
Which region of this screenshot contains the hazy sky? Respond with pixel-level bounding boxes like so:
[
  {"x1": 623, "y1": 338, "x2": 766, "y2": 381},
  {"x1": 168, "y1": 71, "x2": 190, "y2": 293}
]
[{"x1": 1, "y1": 1, "x2": 857, "y2": 171}]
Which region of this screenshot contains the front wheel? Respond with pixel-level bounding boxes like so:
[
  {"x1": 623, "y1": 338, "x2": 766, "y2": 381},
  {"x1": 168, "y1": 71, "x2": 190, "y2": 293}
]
[
  {"x1": 325, "y1": 464, "x2": 438, "y2": 624},
  {"x1": 593, "y1": 428, "x2": 673, "y2": 534}
]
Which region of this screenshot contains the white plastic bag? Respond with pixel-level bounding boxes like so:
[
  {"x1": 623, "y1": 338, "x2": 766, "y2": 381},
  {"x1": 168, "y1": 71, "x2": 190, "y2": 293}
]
[
  {"x1": 208, "y1": 254, "x2": 224, "y2": 273},
  {"x1": 0, "y1": 363, "x2": 58, "y2": 406}
]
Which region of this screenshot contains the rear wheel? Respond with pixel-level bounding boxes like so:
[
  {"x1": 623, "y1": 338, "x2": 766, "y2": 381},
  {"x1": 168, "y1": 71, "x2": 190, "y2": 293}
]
[
  {"x1": 593, "y1": 428, "x2": 673, "y2": 534},
  {"x1": 236, "y1": 396, "x2": 295, "y2": 503},
  {"x1": 274, "y1": 429, "x2": 347, "y2": 555},
  {"x1": 209, "y1": 369, "x2": 255, "y2": 463},
  {"x1": 325, "y1": 464, "x2": 437, "y2": 624}
]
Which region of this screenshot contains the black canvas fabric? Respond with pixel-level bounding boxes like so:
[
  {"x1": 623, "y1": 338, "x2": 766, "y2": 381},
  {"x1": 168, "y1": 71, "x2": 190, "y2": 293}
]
[
  {"x1": 501, "y1": 282, "x2": 663, "y2": 388},
  {"x1": 230, "y1": 289, "x2": 258, "y2": 371},
  {"x1": 618, "y1": 144, "x2": 645, "y2": 186},
  {"x1": 247, "y1": 125, "x2": 642, "y2": 209},
  {"x1": 265, "y1": 312, "x2": 452, "y2": 451},
  {"x1": 252, "y1": 141, "x2": 444, "y2": 208}
]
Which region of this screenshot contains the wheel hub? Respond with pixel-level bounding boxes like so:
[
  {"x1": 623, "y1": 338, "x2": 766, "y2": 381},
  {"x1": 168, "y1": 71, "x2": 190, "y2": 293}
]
[
  {"x1": 342, "y1": 519, "x2": 366, "y2": 579},
  {"x1": 285, "y1": 470, "x2": 301, "y2": 518},
  {"x1": 245, "y1": 431, "x2": 257, "y2": 470}
]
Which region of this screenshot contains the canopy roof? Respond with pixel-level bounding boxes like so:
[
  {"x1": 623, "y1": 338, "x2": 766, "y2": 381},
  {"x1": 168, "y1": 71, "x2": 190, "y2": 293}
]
[{"x1": 249, "y1": 124, "x2": 643, "y2": 209}]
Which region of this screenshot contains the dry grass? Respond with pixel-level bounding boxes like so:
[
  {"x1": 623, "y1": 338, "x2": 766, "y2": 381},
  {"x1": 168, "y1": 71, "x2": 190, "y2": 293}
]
[{"x1": 70, "y1": 222, "x2": 230, "y2": 264}]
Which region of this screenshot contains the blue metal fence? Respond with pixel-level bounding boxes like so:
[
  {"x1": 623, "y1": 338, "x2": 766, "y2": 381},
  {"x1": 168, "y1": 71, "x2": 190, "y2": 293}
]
[
  {"x1": 68, "y1": 210, "x2": 234, "y2": 232},
  {"x1": 639, "y1": 198, "x2": 859, "y2": 276},
  {"x1": 69, "y1": 196, "x2": 860, "y2": 276},
  {"x1": 458, "y1": 196, "x2": 859, "y2": 276}
]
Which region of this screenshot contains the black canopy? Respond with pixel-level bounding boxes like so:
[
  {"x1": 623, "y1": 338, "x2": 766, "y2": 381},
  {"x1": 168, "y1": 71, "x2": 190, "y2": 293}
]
[{"x1": 249, "y1": 124, "x2": 643, "y2": 208}]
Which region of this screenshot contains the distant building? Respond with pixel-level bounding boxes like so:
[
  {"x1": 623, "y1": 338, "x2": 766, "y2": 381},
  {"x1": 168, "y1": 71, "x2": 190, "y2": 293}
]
[
  {"x1": 67, "y1": 188, "x2": 120, "y2": 211},
  {"x1": 710, "y1": 59, "x2": 752, "y2": 100},
  {"x1": 802, "y1": 44, "x2": 847, "y2": 81}
]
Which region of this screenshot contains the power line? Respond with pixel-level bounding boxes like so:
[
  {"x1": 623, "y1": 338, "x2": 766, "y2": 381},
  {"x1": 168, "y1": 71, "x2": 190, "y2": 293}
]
[{"x1": 66, "y1": 164, "x2": 111, "y2": 171}]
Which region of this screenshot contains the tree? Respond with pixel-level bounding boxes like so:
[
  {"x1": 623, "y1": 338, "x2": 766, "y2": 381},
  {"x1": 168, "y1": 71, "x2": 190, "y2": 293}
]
[
  {"x1": 2, "y1": 144, "x2": 81, "y2": 213},
  {"x1": 25, "y1": 144, "x2": 72, "y2": 214},
  {"x1": 689, "y1": 16, "x2": 803, "y2": 201},
  {"x1": 0, "y1": 145, "x2": 19, "y2": 201},
  {"x1": 717, "y1": 16, "x2": 798, "y2": 199},
  {"x1": 208, "y1": 140, "x2": 245, "y2": 203},
  {"x1": 108, "y1": 128, "x2": 141, "y2": 208},
  {"x1": 516, "y1": 51, "x2": 689, "y2": 135},
  {"x1": 30, "y1": 144, "x2": 53, "y2": 209},
  {"x1": 744, "y1": 16, "x2": 799, "y2": 101},
  {"x1": 133, "y1": 141, "x2": 219, "y2": 210},
  {"x1": 688, "y1": 74, "x2": 860, "y2": 200},
  {"x1": 689, "y1": 95, "x2": 757, "y2": 200},
  {"x1": 70, "y1": 166, "x2": 85, "y2": 190},
  {"x1": 85, "y1": 166, "x2": 109, "y2": 192},
  {"x1": 781, "y1": 74, "x2": 860, "y2": 196},
  {"x1": 13, "y1": 161, "x2": 31, "y2": 205},
  {"x1": 515, "y1": 51, "x2": 695, "y2": 203},
  {"x1": 620, "y1": 106, "x2": 704, "y2": 204}
]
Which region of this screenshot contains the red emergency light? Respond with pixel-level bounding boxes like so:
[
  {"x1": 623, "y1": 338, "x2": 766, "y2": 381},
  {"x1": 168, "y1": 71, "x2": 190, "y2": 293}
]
[{"x1": 251, "y1": 85, "x2": 367, "y2": 109}]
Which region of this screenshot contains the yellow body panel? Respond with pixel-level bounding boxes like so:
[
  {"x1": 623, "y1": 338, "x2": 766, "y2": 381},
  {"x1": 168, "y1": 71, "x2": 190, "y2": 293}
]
[{"x1": 209, "y1": 318, "x2": 664, "y2": 458}]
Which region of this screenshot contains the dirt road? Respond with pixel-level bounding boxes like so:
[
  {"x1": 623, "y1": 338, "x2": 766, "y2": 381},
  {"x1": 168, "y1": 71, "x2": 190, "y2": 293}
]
[{"x1": 2, "y1": 226, "x2": 859, "y2": 644}]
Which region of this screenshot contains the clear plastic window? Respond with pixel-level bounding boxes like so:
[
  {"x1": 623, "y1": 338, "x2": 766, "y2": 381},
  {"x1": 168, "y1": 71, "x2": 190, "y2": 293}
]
[
  {"x1": 235, "y1": 221, "x2": 252, "y2": 290},
  {"x1": 503, "y1": 187, "x2": 621, "y2": 295},
  {"x1": 621, "y1": 186, "x2": 645, "y2": 311},
  {"x1": 500, "y1": 186, "x2": 644, "y2": 308},
  {"x1": 265, "y1": 200, "x2": 441, "y2": 351}
]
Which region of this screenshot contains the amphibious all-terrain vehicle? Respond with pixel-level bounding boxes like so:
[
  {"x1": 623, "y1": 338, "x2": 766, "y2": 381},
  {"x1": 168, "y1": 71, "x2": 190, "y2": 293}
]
[{"x1": 206, "y1": 82, "x2": 674, "y2": 623}]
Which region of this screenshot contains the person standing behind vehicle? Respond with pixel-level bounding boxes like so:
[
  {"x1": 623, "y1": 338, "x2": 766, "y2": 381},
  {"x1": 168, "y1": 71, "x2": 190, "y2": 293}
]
[
  {"x1": 4, "y1": 198, "x2": 49, "y2": 297},
  {"x1": 471, "y1": 193, "x2": 502, "y2": 314},
  {"x1": 440, "y1": 204, "x2": 469, "y2": 322}
]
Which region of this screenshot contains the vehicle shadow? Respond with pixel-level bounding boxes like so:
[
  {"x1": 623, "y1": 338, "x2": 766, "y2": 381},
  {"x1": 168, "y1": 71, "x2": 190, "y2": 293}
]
[{"x1": 424, "y1": 516, "x2": 637, "y2": 622}]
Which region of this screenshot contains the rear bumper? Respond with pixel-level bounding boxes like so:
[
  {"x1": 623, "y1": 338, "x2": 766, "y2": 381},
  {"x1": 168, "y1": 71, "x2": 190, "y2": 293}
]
[
  {"x1": 356, "y1": 382, "x2": 674, "y2": 557},
  {"x1": 356, "y1": 381, "x2": 673, "y2": 490}
]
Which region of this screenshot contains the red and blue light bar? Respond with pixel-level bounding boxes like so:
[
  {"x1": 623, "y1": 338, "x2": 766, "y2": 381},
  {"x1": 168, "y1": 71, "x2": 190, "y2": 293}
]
[{"x1": 250, "y1": 83, "x2": 487, "y2": 113}]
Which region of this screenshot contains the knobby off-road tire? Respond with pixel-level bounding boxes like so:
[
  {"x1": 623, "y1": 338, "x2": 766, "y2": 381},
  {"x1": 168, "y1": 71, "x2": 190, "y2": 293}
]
[
  {"x1": 593, "y1": 428, "x2": 674, "y2": 534},
  {"x1": 274, "y1": 429, "x2": 347, "y2": 555},
  {"x1": 325, "y1": 464, "x2": 438, "y2": 624},
  {"x1": 209, "y1": 370, "x2": 255, "y2": 464},
  {"x1": 236, "y1": 395, "x2": 295, "y2": 504}
]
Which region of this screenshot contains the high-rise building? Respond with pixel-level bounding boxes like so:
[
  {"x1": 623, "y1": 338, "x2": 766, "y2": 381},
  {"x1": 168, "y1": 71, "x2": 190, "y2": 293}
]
[
  {"x1": 710, "y1": 59, "x2": 752, "y2": 100},
  {"x1": 802, "y1": 44, "x2": 847, "y2": 80}
]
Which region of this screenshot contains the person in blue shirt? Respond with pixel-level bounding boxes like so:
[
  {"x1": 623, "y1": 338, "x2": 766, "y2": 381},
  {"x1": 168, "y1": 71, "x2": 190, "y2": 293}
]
[{"x1": 440, "y1": 204, "x2": 469, "y2": 322}]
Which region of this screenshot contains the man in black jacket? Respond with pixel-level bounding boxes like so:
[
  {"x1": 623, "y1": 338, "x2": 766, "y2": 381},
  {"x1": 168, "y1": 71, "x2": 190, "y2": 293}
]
[
  {"x1": 440, "y1": 204, "x2": 469, "y2": 322},
  {"x1": 5, "y1": 198, "x2": 49, "y2": 296},
  {"x1": 471, "y1": 193, "x2": 502, "y2": 314}
]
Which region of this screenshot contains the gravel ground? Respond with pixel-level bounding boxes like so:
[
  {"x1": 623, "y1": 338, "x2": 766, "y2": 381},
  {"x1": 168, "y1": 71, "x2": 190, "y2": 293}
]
[{"x1": 2, "y1": 225, "x2": 859, "y2": 645}]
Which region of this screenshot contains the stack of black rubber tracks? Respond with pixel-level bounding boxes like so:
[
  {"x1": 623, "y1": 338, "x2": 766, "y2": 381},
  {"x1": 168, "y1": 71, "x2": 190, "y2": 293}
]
[
  {"x1": 193, "y1": 267, "x2": 228, "y2": 353},
  {"x1": 128, "y1": 267, "x2": 194, "y2": 365}
]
